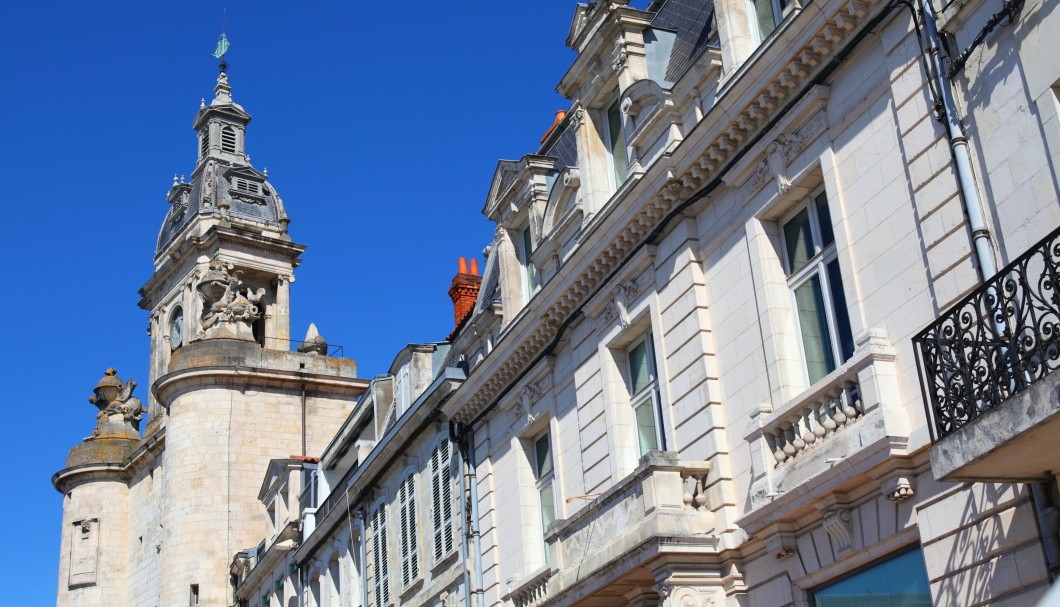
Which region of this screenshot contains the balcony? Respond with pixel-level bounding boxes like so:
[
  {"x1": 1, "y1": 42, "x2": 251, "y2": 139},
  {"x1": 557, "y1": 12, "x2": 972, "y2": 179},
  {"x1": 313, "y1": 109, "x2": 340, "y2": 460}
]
[
  {"x1": 539, "y1": 453, "x2": 718, "y2": 607},
  {"x1": 914, "y1": 226, "x2": 1060, "y2": 481}
]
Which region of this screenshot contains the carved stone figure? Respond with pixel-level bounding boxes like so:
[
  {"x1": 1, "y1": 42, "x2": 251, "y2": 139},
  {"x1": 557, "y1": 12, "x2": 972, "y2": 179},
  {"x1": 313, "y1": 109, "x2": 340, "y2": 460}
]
[
  {"x1": 197, "y1": 260, "x2": 266, "y2": 341},
  {"x1": 87, "y1": 368, "x2": 146, "y2": 441}
]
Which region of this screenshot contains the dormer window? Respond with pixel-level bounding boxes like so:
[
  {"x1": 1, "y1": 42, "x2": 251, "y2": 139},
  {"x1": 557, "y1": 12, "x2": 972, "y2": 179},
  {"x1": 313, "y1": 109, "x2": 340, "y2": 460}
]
[
  {"x1": 221, "y1": 126, "x2": 238, "y2": 153},
  {"x1": 516, "y1": 223, "x2": 537, "y2": 304},
  {"x1": 234, "y1": 178, "x2": 259, "y2": 195},
  {"x1": 606, "y1": 96, "x2": 629, "y2": 189}
]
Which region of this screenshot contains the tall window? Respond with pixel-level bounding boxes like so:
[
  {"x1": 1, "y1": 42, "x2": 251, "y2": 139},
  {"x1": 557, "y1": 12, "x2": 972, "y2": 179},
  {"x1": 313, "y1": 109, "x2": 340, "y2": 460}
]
[
  {"x1": 781, "y1": 191, "x2": 854, "y2": 386},
  {"x1": 368, "y1": 505, "x2": 389, "y2": 607},
  {"x1": 429, "y1": 439, "x2": 455, "y2": 561},
  {"x1": 532, "y1": 432, "x2": 555, "y2": 562},
  {"x1": 626, "y1": 335, "x2": 661, "y2": 456},
  {"x1": 752, "y1": 0, "x2": 789, "y2": 42},
  {"x1": 515, "y1": 224, "x2": 537, "y2": 303},
  {"x1": 396, "y1": 474, "x2": 419, "y2": 589},
  {"x1": 606, "y1": 97, "x2": 629, "y2": 188}
]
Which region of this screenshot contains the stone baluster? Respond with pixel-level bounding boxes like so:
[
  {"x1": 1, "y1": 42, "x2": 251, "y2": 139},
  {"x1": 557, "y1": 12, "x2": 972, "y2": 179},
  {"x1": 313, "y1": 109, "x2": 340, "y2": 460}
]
[
  {"x1": 819, "y1": 395, "x2": 838, "y2": 435},
  {"x1": 769, "y1": 430, "x2": 787, "y2": 465},
  {"x1": 790, "y1": 418, "x2": 806, "y2": 452},
  {"x1": 782, "y1": 425, "x2": 797, "y2": 459}
]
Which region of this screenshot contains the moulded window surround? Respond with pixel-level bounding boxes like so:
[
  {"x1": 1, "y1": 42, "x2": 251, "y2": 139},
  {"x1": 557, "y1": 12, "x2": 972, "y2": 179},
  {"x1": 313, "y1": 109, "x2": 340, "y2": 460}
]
[
  {"x1": 779, "y1": 189, "x2": 855, "y2": 387},
  {"x1": 396, "y1": 472, "x2": 419, "y2": 589},
  {"x1": 625, "y1": 334, "x2": 662, "y2": 456},
  {"x1": 429, "y1": 439, "x2": 455, "y2": 562},
  {"x1": 605, "y1": 96, "x2": 630, "y2": 190},
  {"x1": 531, "y1": 431, "x2": 556, "y2": 563}
]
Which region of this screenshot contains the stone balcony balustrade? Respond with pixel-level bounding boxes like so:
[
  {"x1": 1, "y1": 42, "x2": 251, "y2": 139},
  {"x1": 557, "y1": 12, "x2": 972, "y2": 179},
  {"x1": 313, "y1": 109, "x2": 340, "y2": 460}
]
[{"x1": 534, "y1": 453, "x2": 718, "y2": 607}]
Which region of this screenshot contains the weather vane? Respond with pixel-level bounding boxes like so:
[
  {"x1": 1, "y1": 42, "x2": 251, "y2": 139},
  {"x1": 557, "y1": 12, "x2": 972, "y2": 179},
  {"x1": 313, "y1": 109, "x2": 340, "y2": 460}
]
[{"x1": 213, "y1": 9, "x2": 230, "y2": 73}]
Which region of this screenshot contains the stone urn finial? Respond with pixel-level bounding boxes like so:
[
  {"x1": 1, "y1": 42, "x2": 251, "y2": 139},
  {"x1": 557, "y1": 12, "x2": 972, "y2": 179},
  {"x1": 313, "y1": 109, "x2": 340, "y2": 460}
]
[{"x1": 86, "y1": 368, "x2": 145, "y2": 442}]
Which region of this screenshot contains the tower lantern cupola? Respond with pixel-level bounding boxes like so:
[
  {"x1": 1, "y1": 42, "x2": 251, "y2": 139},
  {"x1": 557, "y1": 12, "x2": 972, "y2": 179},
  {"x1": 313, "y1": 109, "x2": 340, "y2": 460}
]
[{"x1": 193, "y1": 70, "x2": 251, "y2": 166}]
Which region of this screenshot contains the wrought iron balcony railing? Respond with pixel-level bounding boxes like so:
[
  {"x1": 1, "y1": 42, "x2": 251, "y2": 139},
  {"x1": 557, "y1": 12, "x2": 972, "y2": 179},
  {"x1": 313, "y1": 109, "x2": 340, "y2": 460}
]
[{"x1": 914, "y1": 225, "x2": 1060, "y2": 441}]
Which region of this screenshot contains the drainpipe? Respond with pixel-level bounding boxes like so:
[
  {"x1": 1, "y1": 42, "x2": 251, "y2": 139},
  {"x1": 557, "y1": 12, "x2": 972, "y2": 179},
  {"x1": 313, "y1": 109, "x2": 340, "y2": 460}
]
[
  {"x1": 456, "y1": 423, "x2": 486, "y2": 607},
  {"x1": 453, "y1": 422, "x2": 473, "y2": 607},
  {"x1": 300, "y1": 382, "x2": 308, "y2": 457},
  {"x1": 358, "y1": 507, "x2": 369, "y2": 607},
  {"x1": 919, "y1": 0, "x2": 998, "y2": 279}
]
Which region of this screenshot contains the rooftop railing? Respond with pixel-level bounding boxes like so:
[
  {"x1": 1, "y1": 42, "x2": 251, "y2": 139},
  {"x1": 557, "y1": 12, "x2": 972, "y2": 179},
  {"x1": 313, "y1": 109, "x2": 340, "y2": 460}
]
[{"x1": 914, "y1": 225, "x2": 1060, "y2": 441}]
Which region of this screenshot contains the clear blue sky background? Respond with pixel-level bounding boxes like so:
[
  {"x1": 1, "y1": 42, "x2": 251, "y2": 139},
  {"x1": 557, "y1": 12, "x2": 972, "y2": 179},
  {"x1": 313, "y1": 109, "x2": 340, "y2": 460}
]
[{"x1": 0, "y1": 1, "x2": 595, "y2": 603}]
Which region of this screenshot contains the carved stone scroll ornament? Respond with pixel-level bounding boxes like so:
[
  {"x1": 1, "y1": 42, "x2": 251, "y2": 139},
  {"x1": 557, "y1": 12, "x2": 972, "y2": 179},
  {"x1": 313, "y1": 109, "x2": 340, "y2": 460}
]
[
  {"x1": 196, "y1": 260, "x2": 266, "y2": 341},
  {"x1": 87, "y1": 368, "x2": 146, "y2": 441},
  {"x1": 821, "y1": 506, "x2": 854, "y2": 553}
]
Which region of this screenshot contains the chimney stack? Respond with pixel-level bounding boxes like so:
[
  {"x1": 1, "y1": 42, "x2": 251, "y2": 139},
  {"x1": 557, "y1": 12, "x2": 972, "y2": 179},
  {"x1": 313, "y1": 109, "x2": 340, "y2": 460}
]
[{"x1": 449, "y1": 257, "x2": 482, "y2": 331}]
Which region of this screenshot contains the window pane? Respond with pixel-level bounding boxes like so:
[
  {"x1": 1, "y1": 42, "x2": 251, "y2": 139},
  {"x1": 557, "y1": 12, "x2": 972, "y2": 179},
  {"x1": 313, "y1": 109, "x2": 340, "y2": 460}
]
[
  {"x1": 826, "y1": 259, "x2": 855, "y2": 362},
  {"x1": 628, "y1": 341, "x2": 653, "y2": 394},
  {"x1": 794, "y1": 275, "x2": 836, "y2": 384},
  {"x1": 634, "y1": 397, "x2": 658, "y2": 455},
  {"x1": 535, "y1": 435, "x2": 552, "y2": 479},
  {"x1": 814, "y1": 549, "x2": 932, "y2": 606},
  {"x1": 783, "y1": 208, "x2": 815, "y2": 274},
  {"x1": 815, "y1": 192, "x2": 835, "y2": 247},
  {"x1": 521, "y1": 226, "x2": 533, "y2": 259},
  {"x1": 608, "y1": 99, "x2": 629, "y2": 186},
  {"x1": 755, "y1": 0, "x2": 778, "y2": 41},
  {"x1": 538, "y1": 482, "x2": 555, "y2": 529}
]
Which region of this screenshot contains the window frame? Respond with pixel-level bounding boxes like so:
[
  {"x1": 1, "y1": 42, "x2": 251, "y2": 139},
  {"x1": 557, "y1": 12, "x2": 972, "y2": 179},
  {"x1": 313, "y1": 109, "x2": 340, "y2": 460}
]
[
  {"x1": 779, "y1": 188, "x2": 854, "y2": 387},
  {"x1": 514, "y1": 223, "x2": 537, "y2": 304},
  {"x1": 531, "y1": 431, "x2": 556, "y2": 563},
  {"x1": 604, "y1": 95, "x2": 629, "y2": 190},
  {"x1": 624, "y1": 333, "x2": 663, "y2": 457},
  {"x1": 750, "y1": 0, "x2": 790, "y2": 42}
]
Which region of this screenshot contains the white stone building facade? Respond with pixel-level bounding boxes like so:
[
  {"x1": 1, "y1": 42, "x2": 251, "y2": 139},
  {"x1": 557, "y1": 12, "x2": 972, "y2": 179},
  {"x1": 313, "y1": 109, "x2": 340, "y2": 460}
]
[{"x1": 54, "y1": 0, "x2": 1060, "y2": 606}]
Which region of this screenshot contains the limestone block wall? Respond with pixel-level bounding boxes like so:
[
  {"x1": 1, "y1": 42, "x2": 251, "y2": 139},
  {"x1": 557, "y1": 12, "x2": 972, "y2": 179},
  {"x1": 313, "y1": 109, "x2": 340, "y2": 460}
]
[
  {"x1": 125, "y1": 459, "x2": 164, "y2": 607},
  {"x1": 157, "y1": 381, "x2": 355, "y2": 606},
  {"x1": 56, "y1": 478, "x2": 131, "y2": 607}
]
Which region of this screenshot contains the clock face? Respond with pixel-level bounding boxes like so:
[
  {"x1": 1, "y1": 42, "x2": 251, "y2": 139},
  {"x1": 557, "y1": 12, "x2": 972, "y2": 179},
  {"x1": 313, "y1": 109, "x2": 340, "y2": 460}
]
[{"x1": 170, "y1": 308, "x2": 184, "y2": 350}]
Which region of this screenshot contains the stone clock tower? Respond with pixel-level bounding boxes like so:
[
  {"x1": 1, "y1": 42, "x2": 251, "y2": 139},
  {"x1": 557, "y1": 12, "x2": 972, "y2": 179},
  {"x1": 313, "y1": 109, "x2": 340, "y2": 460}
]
[{"x1": 53, "y1": 68, "x2": 368, "y2": 607}]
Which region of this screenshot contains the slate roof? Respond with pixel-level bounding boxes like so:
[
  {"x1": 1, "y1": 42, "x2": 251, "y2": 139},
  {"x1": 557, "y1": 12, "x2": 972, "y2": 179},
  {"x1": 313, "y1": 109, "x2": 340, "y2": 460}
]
[
  {"x1": 156, "y1": 162, "x2": 287, "y2": 255},
  {"x1": 651, "y1": 0, "x2": 718, "y2": 83}
]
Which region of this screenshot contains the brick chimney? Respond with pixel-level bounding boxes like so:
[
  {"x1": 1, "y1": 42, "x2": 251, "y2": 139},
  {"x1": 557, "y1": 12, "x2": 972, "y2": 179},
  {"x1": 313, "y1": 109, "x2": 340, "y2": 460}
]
[{"x1": 448, "y1": 257, "x2": 482, "y2": 330}]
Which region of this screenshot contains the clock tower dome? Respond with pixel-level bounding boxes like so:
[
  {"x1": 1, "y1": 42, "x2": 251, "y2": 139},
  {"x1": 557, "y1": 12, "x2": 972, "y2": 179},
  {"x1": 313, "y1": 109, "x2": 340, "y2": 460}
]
[{"x1": 138, "y1": 67, "x2": 303, "y2": 434}]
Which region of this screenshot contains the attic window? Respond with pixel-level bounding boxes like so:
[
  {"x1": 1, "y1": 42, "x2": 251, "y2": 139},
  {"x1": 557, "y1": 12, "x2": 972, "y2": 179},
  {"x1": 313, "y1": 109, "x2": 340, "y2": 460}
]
[{"x1": 221, "y1": 127, "x2": 237, "y2": 153}]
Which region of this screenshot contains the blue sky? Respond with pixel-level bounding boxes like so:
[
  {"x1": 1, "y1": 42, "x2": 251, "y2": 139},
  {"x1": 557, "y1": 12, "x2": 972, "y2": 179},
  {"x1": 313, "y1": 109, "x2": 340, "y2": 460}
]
[{"x1": 0, "y1": 2, "x2": 585, "y2": 603}]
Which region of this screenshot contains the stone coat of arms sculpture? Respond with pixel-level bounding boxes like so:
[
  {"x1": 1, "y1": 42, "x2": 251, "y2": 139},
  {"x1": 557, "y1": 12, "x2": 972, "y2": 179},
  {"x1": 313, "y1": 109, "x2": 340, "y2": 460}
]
[{"x1": 197, "y1": 260, "x2": 266, "y2": 341}]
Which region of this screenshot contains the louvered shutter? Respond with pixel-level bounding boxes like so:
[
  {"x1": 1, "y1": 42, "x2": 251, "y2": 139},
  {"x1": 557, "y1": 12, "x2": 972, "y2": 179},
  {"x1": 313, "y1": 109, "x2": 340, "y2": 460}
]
[
  {"x1": 439, "y1": 440, "x2": 454, "y2": 555},
  {"x1": 397, "y1": 474, "x2": 419, "y2": 588},
  {"x1": 370, "y1": 506, "x2": 389, "y2": 607}
]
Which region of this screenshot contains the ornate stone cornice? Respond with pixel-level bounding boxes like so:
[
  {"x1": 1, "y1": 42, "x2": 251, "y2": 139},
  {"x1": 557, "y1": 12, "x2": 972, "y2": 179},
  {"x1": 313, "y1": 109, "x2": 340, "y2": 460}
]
[{"x1": 445, "y1": 0, "x2": 889, "y2": 425}]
